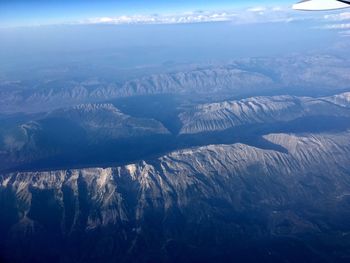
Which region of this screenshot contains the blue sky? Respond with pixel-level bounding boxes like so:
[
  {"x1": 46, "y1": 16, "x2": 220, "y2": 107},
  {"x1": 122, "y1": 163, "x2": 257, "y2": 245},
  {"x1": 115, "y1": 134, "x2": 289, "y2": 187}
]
[
  {"x1": 0, "y1": 0, "x2": 294, "y2": 26},
  {"x1": 1, "y1": 0, "x2": 348, "y2": 78}
]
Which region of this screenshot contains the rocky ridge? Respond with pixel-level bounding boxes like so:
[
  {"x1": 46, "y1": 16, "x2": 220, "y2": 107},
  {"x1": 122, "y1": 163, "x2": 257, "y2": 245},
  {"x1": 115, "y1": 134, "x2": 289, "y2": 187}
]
[
  {"x1": 179, "y1": 93, "x2": 350, "y2": 134},
  {"x1": 1, "y1": 131, "x2": 350, "y2": 262}
]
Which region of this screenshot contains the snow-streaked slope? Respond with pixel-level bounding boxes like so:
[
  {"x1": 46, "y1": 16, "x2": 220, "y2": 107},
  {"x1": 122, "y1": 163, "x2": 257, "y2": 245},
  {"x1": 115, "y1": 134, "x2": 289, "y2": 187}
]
[
  {"x1": 324, "y1": 92, "x2": 350, "y2": 108},
  {"x1": 1, "y1": 131, "x2": 350, "y2": 262},
  {"x1": 2, "y1": 131, "x2": 350, "y2": 226},
  {"x1": 179, "y1": 93, "x2": 350, "y2": 134}
]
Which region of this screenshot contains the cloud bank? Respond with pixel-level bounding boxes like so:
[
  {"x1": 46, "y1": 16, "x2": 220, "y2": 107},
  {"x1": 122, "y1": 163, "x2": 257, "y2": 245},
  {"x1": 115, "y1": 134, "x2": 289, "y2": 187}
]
[
  {"x1": 84, "y1": 12, "x2": 236, "y2": 25},
  {"x1": 4, "y1": 4, "x2": 348, "y2": 31},
  {"x1": 80, "y1": 6, "x2": 300, "y2": 26},
  {"x1": 323, "y1": 11, "x2": 350, "y2": 35},
  {"x1": 324, "y1": 12, "x2": 350, "y2": 21}
]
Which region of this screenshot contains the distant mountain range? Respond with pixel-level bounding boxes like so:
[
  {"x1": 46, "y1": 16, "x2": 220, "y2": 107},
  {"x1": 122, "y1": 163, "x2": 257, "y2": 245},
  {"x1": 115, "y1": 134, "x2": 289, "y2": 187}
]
[{"x1": 1, "y1": 55, "x2": 350, "y2": 113}]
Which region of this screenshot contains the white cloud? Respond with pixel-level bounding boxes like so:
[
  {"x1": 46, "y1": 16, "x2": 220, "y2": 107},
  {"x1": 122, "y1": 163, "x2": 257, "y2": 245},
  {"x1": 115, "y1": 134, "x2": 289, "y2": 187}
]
[
  {"x1": 83, "y1": 12, "x2": 237, "y2": 25},
  {"x1": 272, "y1": 7, "x2": 283, "y2": 12},
  {"x1": 1, "y1": 4, "x2": 333, "y2": 28},
  {"x1": 324, "y1": 12, "x2": 350, "y2": 21},
  {"x1": 80, "y1": 7, "x2": 301, "y2": 26},
  {"x1": 324, "y1": 23, "x2": 350, "y2": 29},
  {"x1": 247, "y1": 7, "x2": 267, "y2": 13},
  {"x1": 339, "y1": 30, "x2": 350, "y2": 36},
  {"x1": 322, "y1": 12, "x2": 350, "y2": 32}
]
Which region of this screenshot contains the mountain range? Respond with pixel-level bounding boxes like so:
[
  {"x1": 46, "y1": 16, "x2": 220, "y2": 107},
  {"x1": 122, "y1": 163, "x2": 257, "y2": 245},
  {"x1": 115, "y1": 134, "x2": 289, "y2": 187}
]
[{"x1": 1, "y1": 131, "x2": 350, "y2": 262}]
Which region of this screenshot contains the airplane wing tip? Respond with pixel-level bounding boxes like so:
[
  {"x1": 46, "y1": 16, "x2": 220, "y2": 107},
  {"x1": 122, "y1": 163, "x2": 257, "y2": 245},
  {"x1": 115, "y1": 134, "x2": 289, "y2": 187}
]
[
  {"x1": 292, "y1": 3, "x2": 304, "y2": 10},
  {"x1": 293, "y1": 0, "x2": 350, "y2": 11}
]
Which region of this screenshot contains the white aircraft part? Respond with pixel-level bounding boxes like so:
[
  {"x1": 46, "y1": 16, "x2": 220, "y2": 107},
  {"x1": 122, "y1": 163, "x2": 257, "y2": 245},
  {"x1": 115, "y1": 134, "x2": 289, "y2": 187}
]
[{"x1": 293, "y1": 0, "x2": 350, "y2": 10}]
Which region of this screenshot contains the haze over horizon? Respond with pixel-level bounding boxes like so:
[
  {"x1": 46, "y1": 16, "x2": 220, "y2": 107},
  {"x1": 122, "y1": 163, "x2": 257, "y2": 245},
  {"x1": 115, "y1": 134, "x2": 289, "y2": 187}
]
[{"x1": 0, "y1": 0, "x2": 329, "y2": 27}]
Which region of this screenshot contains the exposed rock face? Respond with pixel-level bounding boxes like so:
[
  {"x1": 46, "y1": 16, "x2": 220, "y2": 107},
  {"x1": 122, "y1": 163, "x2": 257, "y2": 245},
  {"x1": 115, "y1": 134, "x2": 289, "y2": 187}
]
[
  {"x1": 179, "y1": 93, "x2": 350, "y2": 134},
  {"x1": 1, "y1": 131, "x2": 350, "y2": 263}
]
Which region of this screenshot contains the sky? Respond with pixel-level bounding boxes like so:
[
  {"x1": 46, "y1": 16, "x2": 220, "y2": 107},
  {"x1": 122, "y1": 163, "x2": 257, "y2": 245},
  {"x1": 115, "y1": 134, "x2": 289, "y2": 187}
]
[
  {"x1": 1, "y1": 0, "x2": 350, "y2": 79},
  {"x1": 0, "y1": 0, "x2": 293, "y2": 27}
]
